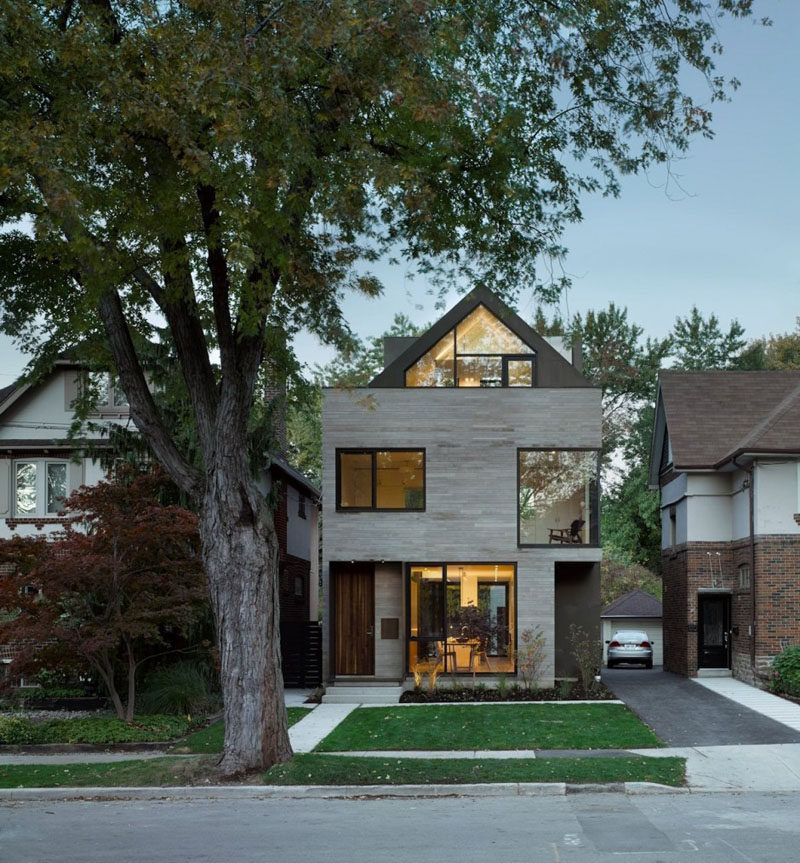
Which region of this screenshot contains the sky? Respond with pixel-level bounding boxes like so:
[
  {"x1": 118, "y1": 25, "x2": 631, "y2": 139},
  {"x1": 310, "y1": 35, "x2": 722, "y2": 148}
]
[{"x1": 1, "y1": 2, "x2": 797, "y2": 385}]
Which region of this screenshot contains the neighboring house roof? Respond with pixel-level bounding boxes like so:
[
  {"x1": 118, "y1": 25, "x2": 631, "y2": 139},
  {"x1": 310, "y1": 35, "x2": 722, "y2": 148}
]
[
  {"x1": 270, "y1": 454, "x2": 320, "y2": 502},
  {"x1": 649, "y1": 370, "x2": 800, "y2": 486},
  {"x1": 369, "y1": 285, "x2": 590, "y2": 388},
  {"x1": 601, "y1": 589, "x2": 662, "y2": 619}
]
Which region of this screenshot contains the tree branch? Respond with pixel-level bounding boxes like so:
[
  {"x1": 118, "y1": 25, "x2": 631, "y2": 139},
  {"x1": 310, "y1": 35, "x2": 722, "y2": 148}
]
[{"x1": 98, "y1": 289, "x2": 203, "y2": 499}]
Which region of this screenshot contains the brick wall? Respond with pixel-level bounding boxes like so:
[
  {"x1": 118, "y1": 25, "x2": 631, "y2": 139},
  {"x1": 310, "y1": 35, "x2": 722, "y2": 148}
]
[{"x1": 662, "y1": 535, "x2": 800, "y2": 684}]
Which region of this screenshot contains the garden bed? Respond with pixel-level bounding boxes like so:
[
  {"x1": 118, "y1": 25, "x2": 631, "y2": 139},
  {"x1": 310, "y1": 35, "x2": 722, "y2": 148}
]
[{"x1": 400, "y1": 682, "x2": 616, "y2": 703}]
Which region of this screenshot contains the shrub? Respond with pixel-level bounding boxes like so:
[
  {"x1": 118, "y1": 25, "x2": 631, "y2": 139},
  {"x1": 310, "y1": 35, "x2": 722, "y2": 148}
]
[
  {"x1": 137, "y1": 661, "x2": 220, "y2": 716},
  {"x1": 568, "y1": 624, "x2": 602, "y2": 694},
  {"x1": 0, "y1": 715, "x2": 40, "y2": 744},
  {"x1": 34, "y1": 715, "x2": 191, "y2": 744},
  {"x1": 771, "y1": 645, "x2": 800, "y2": 698},
  {"x1": 517, "y1": 627, "x2": 547, "y2": 690}
]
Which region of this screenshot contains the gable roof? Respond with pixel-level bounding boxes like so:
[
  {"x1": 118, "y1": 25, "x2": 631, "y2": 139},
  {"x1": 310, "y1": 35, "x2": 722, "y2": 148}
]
[
  {"x1": 369, "y1": 286, "x2": 591, "y2": 388},
  {"x1": 649, "y1": 370, "x2": 800, "y2": 485},
  {"x1": 601, "y1": 589, "x2": 662, "y2": 619}
]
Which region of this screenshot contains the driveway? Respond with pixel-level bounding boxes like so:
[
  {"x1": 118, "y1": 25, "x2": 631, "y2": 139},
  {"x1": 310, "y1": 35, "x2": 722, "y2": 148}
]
[{"x1": 602, "y1": 668, "x2": 800, "y2": 746}]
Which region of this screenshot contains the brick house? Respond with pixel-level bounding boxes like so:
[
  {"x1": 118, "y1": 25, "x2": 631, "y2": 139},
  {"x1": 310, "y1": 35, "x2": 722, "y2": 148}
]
[
  {"x1": 322, "y1": 286, "x2": 603, "y2": 690},
  {"x1": 648, "y1": 370, "x2": 800, "y2": 684}
]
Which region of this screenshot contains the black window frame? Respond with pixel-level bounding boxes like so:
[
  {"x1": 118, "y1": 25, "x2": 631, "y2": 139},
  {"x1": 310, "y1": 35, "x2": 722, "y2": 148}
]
[
  {"x1": 336, "y1": 448, "x2": 426, "y2": 512},
  {"x1": 403, "y1": 307, "x2": 538, "y2": 388},
  {"x1": 405, "y1": 561, "x2": 518, "y2": 676},
  {"x1": 516, "y1": 447, "x2": 601, "y2": 547}
]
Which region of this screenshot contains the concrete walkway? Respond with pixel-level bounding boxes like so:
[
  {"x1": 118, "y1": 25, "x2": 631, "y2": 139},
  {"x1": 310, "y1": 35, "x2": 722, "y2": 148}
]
[
  {"x1": 6, "y1": 681, "x2": 800, "y2": 795},
  {"x1": 289, "y1": 703, "x2": 357, "y2": 753}
]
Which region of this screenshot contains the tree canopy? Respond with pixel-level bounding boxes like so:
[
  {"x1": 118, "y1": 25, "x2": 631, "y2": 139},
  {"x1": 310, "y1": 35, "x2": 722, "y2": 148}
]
[
  {"x1": 0, "y1": 0, "x2": 761, "y2": 772},
  {"x1": 0, "y1": 471, "x2": 207, "y2": 721}
]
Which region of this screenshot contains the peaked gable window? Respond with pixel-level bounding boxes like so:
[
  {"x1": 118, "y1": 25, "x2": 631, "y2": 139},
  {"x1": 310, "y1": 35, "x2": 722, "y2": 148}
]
[{"x1": 405, "y1": 304, "x2": 535, "y2": 388}]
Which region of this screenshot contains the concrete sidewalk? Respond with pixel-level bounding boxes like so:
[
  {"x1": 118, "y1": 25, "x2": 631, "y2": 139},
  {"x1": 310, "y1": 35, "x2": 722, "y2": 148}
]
[{"x1": 6, "y1": 682, "x2": 800, "y2": 796}]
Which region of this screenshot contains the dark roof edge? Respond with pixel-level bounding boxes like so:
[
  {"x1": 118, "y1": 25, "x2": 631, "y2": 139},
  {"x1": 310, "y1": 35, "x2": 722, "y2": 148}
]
[
  {"x1": 369, "y1": 286, "x2": 590, "y2": 388},
  {"x1": 270, "y1": 455, "x2": 320, "y2": 499}
]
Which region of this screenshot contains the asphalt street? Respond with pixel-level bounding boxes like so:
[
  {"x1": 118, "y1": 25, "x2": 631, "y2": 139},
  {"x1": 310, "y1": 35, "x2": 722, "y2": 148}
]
[
  {"x1": 602, "y1": 668, "x2": 800, "y2": 746},
  {"x1": 2, "y1": 792, "x2": 799, "y2": 863}
]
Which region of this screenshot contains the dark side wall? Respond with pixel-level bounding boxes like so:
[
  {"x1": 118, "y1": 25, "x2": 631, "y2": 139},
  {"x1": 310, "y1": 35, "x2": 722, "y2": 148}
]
[{"x1": 554, "y1": 562, "x2": 601, "y2": 678}]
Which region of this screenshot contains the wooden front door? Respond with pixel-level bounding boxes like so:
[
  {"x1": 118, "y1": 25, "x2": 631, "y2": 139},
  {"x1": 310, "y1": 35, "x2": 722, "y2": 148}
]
[
  {"x1": 698, "y1": 594, "x2": 731, "y2": 669},
  {"x1": 334, "y1": 563, "x2": 375, "y2": 676}
]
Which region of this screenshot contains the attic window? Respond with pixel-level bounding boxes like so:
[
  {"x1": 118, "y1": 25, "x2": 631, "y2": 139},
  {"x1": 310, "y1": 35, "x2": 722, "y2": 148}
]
[{"x1": 405, "y1": 305, "x2": 535, "y2": 387}]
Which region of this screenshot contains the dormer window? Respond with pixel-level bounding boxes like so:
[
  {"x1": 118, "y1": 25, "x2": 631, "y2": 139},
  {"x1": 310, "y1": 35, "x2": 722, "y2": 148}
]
[{"x1": 404, "y1": 304, "x2": 535, "y2": 388}]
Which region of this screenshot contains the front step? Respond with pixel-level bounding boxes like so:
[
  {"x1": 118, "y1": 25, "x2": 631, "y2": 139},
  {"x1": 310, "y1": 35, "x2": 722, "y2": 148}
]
[
  {"x1": 322, "y1": 683, "x2": 404, "y2": 704},
  {"x1": 696, "y1": 668, "x2": 733, "y2": 678}
]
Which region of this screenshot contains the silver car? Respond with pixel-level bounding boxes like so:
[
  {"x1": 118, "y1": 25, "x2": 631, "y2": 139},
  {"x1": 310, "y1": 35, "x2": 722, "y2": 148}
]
[{"x1": 606, "y1": 629, "x2": 654, "y2": 669}]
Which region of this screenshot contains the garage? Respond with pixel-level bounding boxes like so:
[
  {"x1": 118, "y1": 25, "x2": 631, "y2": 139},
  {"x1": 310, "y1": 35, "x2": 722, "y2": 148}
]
[{"x1": 601, "y1": 589, "x2": 663, "y2": 667}]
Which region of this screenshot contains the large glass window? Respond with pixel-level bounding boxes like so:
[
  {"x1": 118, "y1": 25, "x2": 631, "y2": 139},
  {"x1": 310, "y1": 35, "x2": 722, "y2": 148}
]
[
  {"x1": 405, "y1": 304, "x2": 535, "y2": 387},
  {"x1": 14, "y1": 460, "x2": 69, "y2": 517},
  {"x1": 337, "y1": 449, "x2": 425, "y2": 511},
  {"x1": 408, "y1": 563, "x2": 515, "y2": 674},
  {"x1": 518, "y1": 449, "x2": 599, "y2": 545},
  {"x1": 405, "y1": 333, "x2": 455, "y2": 387}
]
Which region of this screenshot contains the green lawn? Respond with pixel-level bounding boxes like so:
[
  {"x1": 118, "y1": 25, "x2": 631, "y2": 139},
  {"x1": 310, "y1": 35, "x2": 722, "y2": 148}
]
[
  {"x1": 173, "y1": 707, "x2": 313, "y2": 753},
  {"x1": 0, "y1": 756, "x2": 217, "y2": 788},
  {"x1": 0, "y1": 753, "x2": 685, "y2": 789},
  {"x1": 315, "y1": 704, "x2": 662, "y2": 752},
  {"x1": 265, "y1": 754, "x2": 685, "y2": 786}
]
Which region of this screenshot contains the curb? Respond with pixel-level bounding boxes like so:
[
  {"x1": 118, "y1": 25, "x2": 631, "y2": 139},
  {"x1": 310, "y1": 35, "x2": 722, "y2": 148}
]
[{"x1": 0, "y1": 781, "x2": 687, "y2": 802}]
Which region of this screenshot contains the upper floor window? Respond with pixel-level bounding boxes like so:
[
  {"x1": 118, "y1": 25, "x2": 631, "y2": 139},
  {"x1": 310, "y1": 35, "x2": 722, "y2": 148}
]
[
  {"x1": 14, "y1": 460, "x2": 68, "y2": 517},
  {"x1": 86, "y1": 372, "x2": 129, "y2": 412},
  {"x1": 518, "y1": 449, "x2": 599, "y2": 545},
  {"x1": 337, "y1": 449, "x2": 425, "y2": 511},
  {"x1": 405, "y1": 305, "x2": 535, "y2": 387},
  {"x1": 298, "y1": 494, "x2": 307, "y2": 519}
]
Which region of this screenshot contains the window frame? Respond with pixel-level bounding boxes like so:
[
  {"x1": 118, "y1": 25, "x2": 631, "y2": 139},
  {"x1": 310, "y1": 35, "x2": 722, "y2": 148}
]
[
  {"x1": 516, "y1": 447, "x2": 600, "y2": 547},
  {"x1": 405, "y1": 560, "x2": 517, "y2": 676},
  {"x1": 335, "y1": 448, "x2": 426, "y2": 512},
  {"x1": 404, "y1": 305, "x2": 537, "y2": 388},
  {"x1": 13, "y1": 459, "x2": 71, "y2": 518}
]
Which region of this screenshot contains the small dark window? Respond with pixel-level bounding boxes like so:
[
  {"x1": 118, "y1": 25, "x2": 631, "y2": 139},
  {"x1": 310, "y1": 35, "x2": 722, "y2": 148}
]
[
  {"x1": 298, "y1": 495, "x2": 307, "y2": 519},
  {"x1": 294, "y1": 575, "x2": 304, "y2": 598}
]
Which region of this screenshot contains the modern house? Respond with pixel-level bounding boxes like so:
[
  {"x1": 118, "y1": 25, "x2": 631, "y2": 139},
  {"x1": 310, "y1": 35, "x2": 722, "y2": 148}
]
[
  {"x1": 601, "y1": 589, "x2": 663, "y2": 667},
  {"x1": 649, "y1": 370, "x2": 800, "y2": 684},
  {"x1": 0, "y1": 357, "x2": 321, "y2": 687},
  {"x1": 321, "y1": 287, "x2": 602, "y2": 690}
]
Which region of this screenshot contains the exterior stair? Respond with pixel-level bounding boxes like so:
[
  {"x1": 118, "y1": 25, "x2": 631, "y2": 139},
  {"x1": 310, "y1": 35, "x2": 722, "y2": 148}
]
[{"x1": 322, "y1": 681, "x2": 404, "y2": 704}]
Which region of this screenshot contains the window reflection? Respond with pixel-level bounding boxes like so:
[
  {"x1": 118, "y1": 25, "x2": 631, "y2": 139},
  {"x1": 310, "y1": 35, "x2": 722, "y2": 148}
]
[
  {"x1": 15, "y1": 462, "x2": 37, "y2": 515},
  {"x1": 405, "y1": 305, "x2": 535, "y2": 387},
  {"x1": 518, "y1": 450, "x2": 598, "y2": 545},
  {"x1": 456, "y1": 305, "x2": 531, "y2": 354},
  {"x1": 405, "y1": 333, "x2": 455, "y2": 387}
]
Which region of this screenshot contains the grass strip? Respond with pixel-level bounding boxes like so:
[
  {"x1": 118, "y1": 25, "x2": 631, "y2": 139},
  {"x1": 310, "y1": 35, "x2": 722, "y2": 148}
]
[
  {"x1": 174, "y1": 707, "x2": 312, "y2": 754},
  {"x1": 0, "y1": 756, "x2": 217, "y2": 788},
  {"x1": 0, "y1": 753, "x2": 685, "y2": 789},
  {"x1": 316, "y1": 704, "x2": 662, "y2": 752},
  {"x1": 264, "y1": 754, "x2": 685, "y2": 787}
]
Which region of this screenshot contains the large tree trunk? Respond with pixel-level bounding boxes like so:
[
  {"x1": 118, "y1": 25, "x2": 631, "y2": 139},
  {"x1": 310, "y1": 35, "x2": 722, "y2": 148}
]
[{"x1": 200, "y1": 460, "x2": 291, "y2": 775}]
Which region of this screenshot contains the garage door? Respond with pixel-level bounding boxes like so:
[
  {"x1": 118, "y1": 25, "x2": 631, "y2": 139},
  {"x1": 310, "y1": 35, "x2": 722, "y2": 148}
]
[{"x1": 603, "y1": 618, "x2": 663, "y2": 666}]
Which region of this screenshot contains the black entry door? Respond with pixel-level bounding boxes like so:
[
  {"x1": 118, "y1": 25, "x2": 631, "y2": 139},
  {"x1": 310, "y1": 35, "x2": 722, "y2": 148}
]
[{"x1": 698, "y1": 594, "x2": 731, "y2": 669}]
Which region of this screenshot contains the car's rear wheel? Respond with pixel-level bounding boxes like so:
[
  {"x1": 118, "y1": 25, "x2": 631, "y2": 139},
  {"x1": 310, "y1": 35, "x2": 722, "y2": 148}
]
[
  {"x1": 607, "y1": 661, "x2": 616, "y2": 668},
  {"x1": 645, "y1": 660, "x2": 653, "y2": 669}
]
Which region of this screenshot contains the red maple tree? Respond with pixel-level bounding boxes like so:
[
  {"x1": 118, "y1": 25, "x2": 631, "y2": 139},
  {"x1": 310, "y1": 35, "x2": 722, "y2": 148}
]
[{"x1": 0, "y1": 470, "x2": 208, "y2": 721}]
